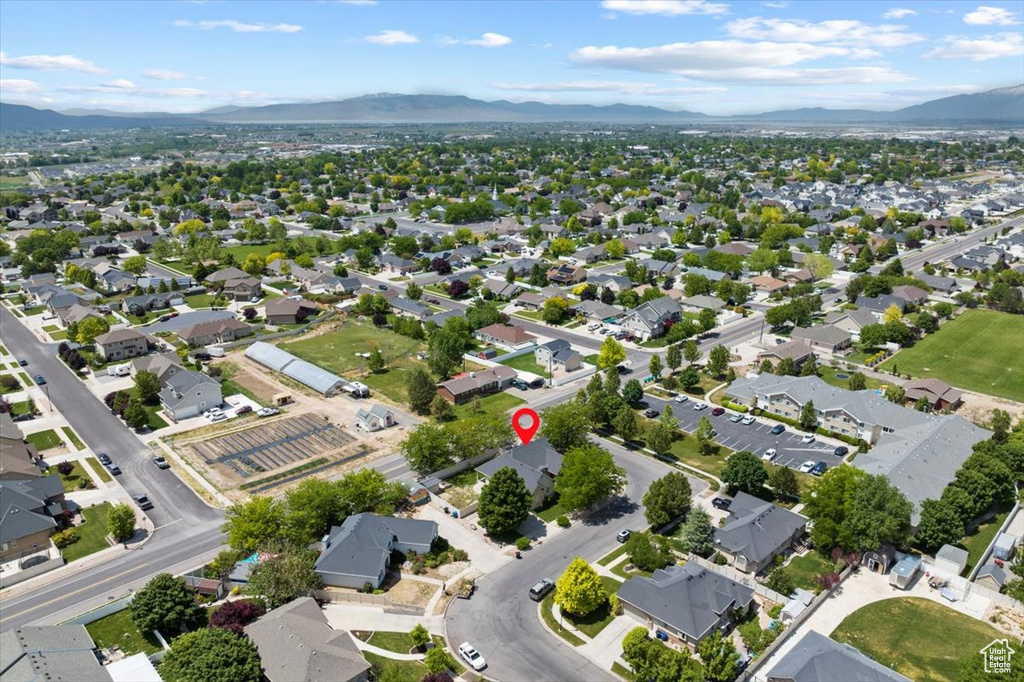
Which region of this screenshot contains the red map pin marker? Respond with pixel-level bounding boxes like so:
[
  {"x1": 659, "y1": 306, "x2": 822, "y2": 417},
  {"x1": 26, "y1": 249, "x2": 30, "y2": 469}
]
[{"x1": 512, "y1": 408, "x2": 540, "y2": 446}]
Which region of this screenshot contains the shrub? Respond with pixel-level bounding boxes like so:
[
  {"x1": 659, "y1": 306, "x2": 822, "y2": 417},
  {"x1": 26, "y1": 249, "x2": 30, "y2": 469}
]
[
  {"x1": 57, "y1": 461, "x2": 75, "y2": 477},
  {"x1": 209, "y1": 599, "x2": 265, "y2": 635},
  {"x1": 53, "y1": 528, "x2": 79, "y2": 548},
  {"x1": 515, "y1": 537, "x2": 531, "y2": 551},
  {"x1": 556, "y1": 515, "x2": 571, "y2": 528},
  {"x1": 449, "y1": 548, "x2": 468, "y2": 562},
  {"x1": 768, "y1": 604, "x2": 783, "y2": 619},
  {"x1": 764, "y1": 569, "x2": 795, "y2": 596},
  {"x1": 713, "y1": 552, "x2": 728, "y2": 566},
  {"x1": 609, "y1": 593, "x2": 622, "y2": 616},
  {"x1": 362, "y1": 582, "x2": 374, "y2": 593}
]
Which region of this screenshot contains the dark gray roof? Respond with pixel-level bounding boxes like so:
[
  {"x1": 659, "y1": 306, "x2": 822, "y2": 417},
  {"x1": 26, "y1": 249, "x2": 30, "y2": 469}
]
[
  {"x1": 713, "y1": 492, "x2": 806, "y2": 565},
  {"x1": 765, "y1": 631, "x2": 910, "y2": 682},
  {"x1": 0, "y1": 625, "x2": 111, "y2": 682},
  {"x1": 617, "y1": 563, "x2": 754, "y2": 642},
  {"x1": 315, "y1": 514, "x2": 437, "y2": 582},
  {"x1": 976, "y1": 563, "x2": 1007, "y2": 587},
  {"x1": 159, "y1": 369, "x2": 220, "y2": 409},
  {"x1": 245, "y1": 597, "x2": 369, "y2": 682},
  {"x1": 857, "y1": 294, "x2": 907, "y2": 313},
  {"x1": 477, "y1": 438, "x2": 563, "y2": 493},
  {"x1": 824, "y1": 308, "x2": 876, "y2": 329},
  {"x1": 791, "y1": 325, "x2": 852, "y2": 346}
]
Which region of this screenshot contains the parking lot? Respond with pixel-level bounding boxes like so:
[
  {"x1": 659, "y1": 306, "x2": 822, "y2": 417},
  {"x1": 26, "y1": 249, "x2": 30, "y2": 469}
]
[
  {"x1": 643, "y1": 393, "x2": 848, "y2": 473},
  {"x1": 190, "y1": 413, "x2": 354, "y2": 479}
]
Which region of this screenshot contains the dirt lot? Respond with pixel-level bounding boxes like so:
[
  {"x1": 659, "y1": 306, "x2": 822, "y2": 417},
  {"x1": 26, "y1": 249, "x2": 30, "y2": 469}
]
[
  {"x1": 386, "y1": 578, "x2": 439, "y2": 608},
  {"x1": 957, "y1": 390, "x2": 1024, "y2": 427},
  {"x1": 222, "y1": 363, "x2": 279, "y2": 403}
]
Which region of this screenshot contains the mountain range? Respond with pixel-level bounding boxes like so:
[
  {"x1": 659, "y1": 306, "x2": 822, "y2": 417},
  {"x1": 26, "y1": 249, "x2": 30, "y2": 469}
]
[{"x1": 2, "y1": 85, "x2": 1022, "y2": 130}]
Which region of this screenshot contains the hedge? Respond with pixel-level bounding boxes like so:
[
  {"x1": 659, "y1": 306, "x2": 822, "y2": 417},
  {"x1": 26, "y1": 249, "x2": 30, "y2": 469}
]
[{"x1": 720, "y1": 398, "x2": 749, "y2": 414}]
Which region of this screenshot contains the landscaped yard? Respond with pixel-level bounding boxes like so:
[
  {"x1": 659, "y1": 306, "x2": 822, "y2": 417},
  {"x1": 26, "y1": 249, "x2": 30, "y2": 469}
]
[
  {"x1": 877, "y1": 309, "x2": 1024, "y2": 402},
  {"x1": 452, "y1": 391, "x2": 525, "y2": 419},
  {"x1": 784, "y1": 552, "x2": 834, "y2": 591},
  {"x1": 219, "y1": 243, "x2": 280, "y2": 261},
  {"x1": 126, "y1": 388, "x2": 168, "y2": 431},
  {"x1": 499, "y1": 352, "x2": 551, "y2": 378},
  {"x1": 63, "y1": 502, "x2": 114, "y2": 562},
  {"x1": 956, "y1": 506, "x2": 1013, "y2": 576},
  {"x1": 62, "y1": 426, "x2": 85, "y2": 450},
  {"x1": 85, "y1": 608, "x2": 163, "y2": 656},
  {"x1": 25, "y1": 429, "x2": 63, "y2": 452},
  {"x1": 818, "y1": 366, "x2": 885, "y2": 391},
  {"x1": 184, "y1": 293, "x2": 225, "y2": 309},
  {"x1": 831, "y1": 597, "x2": 1006, "y2": 682},
  {"x1": 51, "y1": 460, "x2": 94, "y2": 492},
  {"x1": 665, "y1": 434, "x2": 731, "y2": 479},
  {"x1": 534, "y1": 495, "x2": 569, "y2": 523},
  {"x1": 11, "y1": 399, "x2": 36, "y2": 416},
  {"x1": 367, "y1": 631, "x2": 417, "y2": 654},
  {"x1": 362, "y1": 651, "x2": 429, "y2": 682},
  {"x1": 559, "y1": 576, "x2": 624, "y2": 639}
]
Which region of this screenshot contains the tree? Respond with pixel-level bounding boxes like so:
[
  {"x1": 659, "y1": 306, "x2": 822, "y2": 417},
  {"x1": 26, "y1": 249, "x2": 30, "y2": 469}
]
[
  {"x1": 706, "y1": 344, "x2": 729, "y2": 377},
  {"x1": 679, "y1": 365, "x2": 700, "y2": 391},
  {"x1": 614, "y1": 404, "x2": 640, "y2": 443},
  {"x1": 121, "y1": 255, "x2": 148, "y2": 275},
  {"x1": 803, "y1": 252, "x2": 834, "y2": 280},
  {"x1": 542, "y1": 296, "x2": 569, "y2": 324},
  {"x1": 282, "y1": 478, "x2": 342, "y2": 545},
  {"x1": 158, "y1": 628, "x2": 261, "y2": 682},
  {"x1": 76, "y1": 316, "x2": 110, "y2": 344},
  {"x1": 430, "y1": 395, "x2": 454, "y2": 421},
  {"x1": 401, "y1": 423, "x2": 456, "y2": 474},
  {"x1": 209, "y1": 599, "x2": 265, "y2": 635},
  {"x1": 241, "y1": 253, "x2": 265, "y2": 276},
  {"x1": 886, "y1": 384, "x2": 906, "y2": 404},
  {"x1": 991, "y1": 409, "x2": 1012, "y2": 443},
  {"x1": 424, "y1": 647, "x2": 458, "y2": 674},
  {"x1": 626, "y1": 532, "x2": 673, "y2": 572},
  {"x1": 695, "y1": 416, "x2": 715, "y2": 455},
  {"x1": 596, "y1": 336, "x2": 626, "y2": 369},
  {"x1": 130, "y1": 573, "x2": 197, "y2": 634},
  {"x1": 643, "y1": 472, "x2": 692, "y2": 528},
  {"x1": 555, "y1": 444, "x2": 626, "y2": 512},
  {"x1": 768, "y1": 466, "x2": 799, "y2": 500},
  {"x1": 428, "y1": 327, "x2": 466, "y2": 379},
  {"x1": 649, "y1": 354, "x2": 663, "y2": 379},
  {"x1": 134, "y1": 370, "x2": 160, "y2": 405},
  {"x1": 410, "y1": 623, "x2": 431, "y2": 651},
  {"x1": 539, "y1": 401, "x2": 592, "y2": 453},
  {"x1": 124, "y1": 399, "x2": 149, "y2": 431},
  {"x1": 883, "y1": 304, "x2": 904, "y2": 324},
  {"x1": 621, "y1": 379, "x2": 644, "y2": 407},
  {"x1": 222, "y1": 496, "x2": 286, "y2": 552},
  {"x1": 646, "y1": 421, "x2": 675, "y2": 456},
  {"x1": 915, "y1": 498, "x2": 966, "y2": 552},
  {"x1": 799, "y1": 400, "x2": 817, "y2": 431},
  {"x1": 747, "y1": 247, "x2": 779, "y2": 274},
  {"x1": 846, "y1": 474, "x2": 913, "y2": 552},
  {"x1": 776, "y1": 356, "x2": 797, "y2": 377},
  {"x1": 847, "y1": 372, "x2": 867, "y2": 391},
  {"x1": 666, "y1": 344, "x2": 682, "y2": 373},
  {"x1": 246, "y1": 544, "x2": 321, "y2": 608},
  {"x1": 447, "y1": 279, "x2": 469, "y2": 298},
  {"x1": 679, "y1": 508, "x2": 715, "y2": 557},
  {"x1": 108, "y1": 503, "x2": 136, "y2": 542},
  {"x1": 698, "y1": 630, "x2": 738, "y2": 682},
  {"x1": 367, "y1": 347, "x2": 387, "y2": 373},
  {"x1": 554, "y1": 557, "x2": 607, "y2": 616},
  {"x1": 722, "y1": 450, "x2": 768, "y2": 495},
  {"x1": 683, "y1": 340, "x2": 701, "y2": 365},
  {"x1": 477, "y1": 467, "x2": 531, "y2": 536},
  {"x1": 698, "y1": 308, "x2": 717, "y2": 335},
  {"x1": 405, "y1": 367, "x2": 436, "y2": 415},
  {"x1": 803, "y1": 466, "x2": 867, "y2": 552}
]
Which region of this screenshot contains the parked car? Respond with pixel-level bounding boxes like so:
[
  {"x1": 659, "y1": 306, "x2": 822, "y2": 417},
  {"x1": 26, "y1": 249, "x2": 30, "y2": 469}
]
[
  {"x1": 153, "y1": 456, "x2": 170, "y2": 469},
  {"x1": 801, "y1": 433, "x2": 816, "y2": 444},
  {"x1": 529, "y1": 579, "x2": 555, "y2": 602},
  {"x1": 510, "y1": 378, "x2": 530, "y2": 390},
  {"x1": 97, "y1": 453, "x2": 112, "y2": 466},
  {"x1": 674, "y1": 394, "x2": 689, "y2": 404},
  {"x1": 458, "y1": 643, "x2": 487, "y2": 672},
  {"x1": 712, "y1": 498, "x2": 732, "y2": 510},
  {"x1": 729, "y1": 413, "x2": 743, "y2": 423},
  {"x1": 711, "y1": 407, "x2": 725, "y2": 416},
  {"x1": 834, "y1": 445, "x2": 849, "y2": 457},
  {"x1": 377, "y1": 284, "x2": 388, "y2": 291},
  {"x1": 741, "y1": 416, "x2": 755, "y2": 425},
  {"x1": 34, "y1": 375, "x2": 46, "y2": 385},
  {"x1": 257, "y1": 407, "x2": 279, "y2": 418},
  {"x1": 762, "y1": 449, "x2": 778, "y2": 462},
  {"x1": 235, "y1": 405, "x2": 253, "y2": 416},
  {"x1": 644, "y1": 408, "x2": 660, "y2": 418},
  {"x1": 192, "y1": 352, "x2": 212, "y2": 362},
  {"x1": 617, "y1": 529, "x2": 632, "y2": 543},
  {"x1": 811, "y1": 461, "x2": 828, "y2": 476},
  {"x1": 210, "y1": 413, "x2": 227, "y2": 422},
  {"x1": 106, "y1": 463, "x2": 122, "y2": 476},
  {"x1": 692, "y1": 402, "x2": 708, "y2": 411},
  {"x1": 17, "y1": 359, "x2": 27, "y2": 366},
  {"x1": 135, "y1": 494, "x2": 154, "y2": 510},
  {"x1": 798, "y1": 460, "x2": 816, "y2": 473},
  {"x1": 771, "y1": 424, "x2": 786, "y2": 435},
  {"x1": 202, "y1": 408, "x2": 222, "y2": 418}
]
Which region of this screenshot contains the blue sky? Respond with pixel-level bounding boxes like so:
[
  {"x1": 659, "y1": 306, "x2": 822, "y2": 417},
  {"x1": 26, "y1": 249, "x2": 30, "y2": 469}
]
[{"x1": 1, "y1": 0, "x2": 1022, "y2": 115}]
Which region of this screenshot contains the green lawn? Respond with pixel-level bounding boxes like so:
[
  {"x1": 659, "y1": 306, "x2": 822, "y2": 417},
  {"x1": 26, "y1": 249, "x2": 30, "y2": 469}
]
[
  {"x1": 560, "y1": 576, "x2": 624, "y2": 639},
  {"x1": 85, "y1": 608, "x2": 163, "y2": 656},
  {"x1": 0, "y1": 375, "x2": 22, "y2": 394},
  {"x1": 845, "y1": 346, "x2": 887, "y2": 366},
  {"x1": 817, "y1": 366, "x2": 884, "y2": 391},
  {"x1": 784, "y1": 552, "x2": 834, "y2": 591},
  {"x1": 367, "y1": 631, "x2": 416, "y2": 654},
  {"x1": 597, "y1": 544, "x2": 629, "y2": 567},
  {"x1": 63, "y1": 503, "x2": 114, "y2": 562},
  {"x1": 612, "y1": 561, "x2": 653, "y2": 581},
  {"x1": 18, "y1": 372, "x2": 32, "y2": 387},
  {"x1": 362, "y1": 651, "x2": 429, "y2": 682},
  {"x1": 51, "y1": 460, "x2": 93, "y2": 492},
  {"x1": 664, "y1": 434, "x2": 731, "y2": 479},
  {"x1": 48, "y1": 329, "x2": 68, "y2": 341},
  {"x1": 612, "y1": 661, "x2": 635, "y2": 680},
  {"x1": 956, "y1": 506, "x2": 1013, "y2": 576},
  {"x1": 84, "y1": 456, "x2": 114, "y2": 483},
  {"x1": 534, "y1": 495, "x2": 569, "y2": 523},
  {"x1": 26, "y1": 429, "x2": 62, "y2": 452},
  {"x1": 62, "y1": 426, "x2": 85, "y2": 450},
  {"x1": 541, "y1": 593, "x2": 586, "y2": 646},
  {"x1": 877, "y1": 309, "x2": 1024, "y2": 402},
  {"x1": 499, "y1": 352, "x2": 551, "y2": 378},
  {"x1": 0, "y1": 176, "x2": 29, "y2": 189},
  {"x1": 452, "y1": 391, "x2": 525, "y2": 419},
  {"x1": 125, "y1": 388, "x2": 168, "y2": 431},
  {"x1": 219, "y1": 243, "x2": 279, "y2": 261},
  {"x1": 831, "y1": 597, "x2": 1006, "y2": 682},
  {"x1": 184, "y1": 293, "x2": 225, "y2": 309},
  {"x1": 283, "y1": 323, "x2": 426, "y2": 377}
]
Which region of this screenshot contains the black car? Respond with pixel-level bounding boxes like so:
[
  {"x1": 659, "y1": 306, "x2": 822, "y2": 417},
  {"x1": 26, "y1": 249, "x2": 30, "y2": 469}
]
[
  {"x1": 97, "y1": 453, "x2": 112, "y2": 466},
  {"x1": 17, "y1": 359, "x2": 27, "y2": 367},
  {"x1": 510, "y1": 378, "x2": 529, "y2": 390},
  {"x1": 377, "y1": 284, "x2": 388, "y2": 290},
  {"x1": 811, "y1": 461, "x2": 828, "y2": 476},
  {"x1": 34, "y1": 375, "x2": 46, "y2": 385},
  {"x1": 644, "y1": 408, "x2": 660, "y2": 418},
  {"x1": 135, "y1": 494, "x2": 154, "y2": 510},
  {"x1": 834, "y1": 445, "x2": 849, "y2": 457},
  {"x1": 192, "y1": 352, "x2": 212, "y2": 362},
  {"x1": 770, "y1": 424, "x2": 785, "y2": 435},
  {"x1": 712, "y1": 497, "x2": 732, "y2": 510}
]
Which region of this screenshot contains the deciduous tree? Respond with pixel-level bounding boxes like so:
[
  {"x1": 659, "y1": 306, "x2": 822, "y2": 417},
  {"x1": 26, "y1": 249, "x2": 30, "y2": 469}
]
[
  {"x1": 555, "y1": 557, "x2": 607, "y2": 616},
  {"x1": 245, "y1": 543, "x2": 321, "y2": 609},
  {"x1": 555, "y1": 444, "x2": 626, "y2": 511},
  {"x1": 131, "y1": 573, "x2": 197, "y2": 634},
  {"x1": 539, "y1": 401, "x2": 592, "y2": 453},
  {"x1": 596, "y1": 336, "x2": 626, "y2": 369},
  {"x1": 405, "y1": 367, "x2": 436, "y2": 415},
  {"x1": 222, "y1": 496, "x2": 286, "y2": 552},
  {"x1": 158, "y1": 627, "x2": 261, "y2": 682},
  {"x1": 477, "y1": 467, "x2": 531, "y2": 536},
  {"x1": 722, "y1": 450, "x2": 768, "y2": 495},
  {"x1": 107, "y1": 503, "x2": 136, "y2": 542},
  {"x1": 915, "y1": 498, "x2": 966, "y2": 552},
  {"x1": 642, "y1": 472, "x2": 692, "y2": 528}
]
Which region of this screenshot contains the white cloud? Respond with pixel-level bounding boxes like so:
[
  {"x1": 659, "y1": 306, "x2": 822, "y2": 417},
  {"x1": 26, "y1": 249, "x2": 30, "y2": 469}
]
[
  {"x1": 173, "y1": 19, "x2": 302, "y2": 33},
  {"x1": 442, "y1": 32, "x2": 512, "y2": 47},
  {"x1": 492, "y1": 80, "x2": 727, "y2": 95},
  {"x1": 60, "y1": 79, "x2": 138, "y2": 94},
  {"x1": 963, "y1": 6, "x2": 1019, "y2": 25},
  {"x1": 924, "y1": 33, "x2": 1024, "y2": 60},
  {"x1": 883, "y1": 8, "x2": 916, "y2": 19},
  {"x1": 600, "y1": 0, "x2": 729, "y2": 17},
  {"x1": 0, "y1": 51, "x2": 107, "y2": 74},
  {"x1": 364, "y1": 29, "x2": 419, "y2": 44},
  {"x1": 143, "y1": 69, "x2": 186, "y2": 80},
  {"x1": 763, "y1": 1, "x2": 788, "y2": 7},
  {"x1": 0, "y1": 79, "x2": 44, "y2": 94},
  {"x1": 337, "y1": 0, "x2": 377, "y2": 4},
  {"x1": 726, "y1": 17, "x2": 924, "y2": 48}
]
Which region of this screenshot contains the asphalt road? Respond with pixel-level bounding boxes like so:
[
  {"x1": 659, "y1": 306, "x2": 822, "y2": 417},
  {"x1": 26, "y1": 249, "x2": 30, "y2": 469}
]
[
  {"x1": 445, "y1": 438, "x2": 707, "y2": 682},
  {"x1": 0, "y1": 304, "x2": 226, "y2": 631}
]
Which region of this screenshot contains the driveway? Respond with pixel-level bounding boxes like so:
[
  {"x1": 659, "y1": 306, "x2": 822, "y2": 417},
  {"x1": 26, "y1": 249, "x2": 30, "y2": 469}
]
[
  {"x1": 643, "y1": 393, "x2": 847, "y2": 473},
  {"x1": 142, "y1": 309, "x2": 236, "y2": 333}
]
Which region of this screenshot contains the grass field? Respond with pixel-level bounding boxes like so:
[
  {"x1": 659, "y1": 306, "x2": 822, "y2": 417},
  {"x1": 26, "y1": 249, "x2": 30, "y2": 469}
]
[
  {"x1": 877, "y1": 309, "x2": 1024, "y2": 402},
  {"x1": 452, "y1": 391, "x2": 525, "y2": 419},
  {"x1": 219, "y1": 243, "x2": 279, "y2": 261},
  {"x1": 784, "y1": 552, "x2": 833, "y2": 591},
  {"x1": 84, "y1": 456, "x2": 114, "y2": 483},
  {"x1": 362, "y1": 651, "x2": 429, "y2": 682},
  {"x1": 499, "y1": 352, "x2": 551, "y2": 378},
  {"x1": 63, "y1": 503, "x2": 114, "y2": 562},
  {"x1": 831, "y1": 597, "x2": 1005, "y2": 682},
  {"x1": 184, "y1": 293, "x2": 226, "y2": 309},
  {"x1": 25, "y1": 429, "x2": 63, "y2": 452},
  {"x1": 55, "y1": 460, "x2": 94, "y2": 492},
  {"x1": 0, "y1": 176, "x2": 29, "y2": 189},
  {"x1": 62, "y1": 426, "x2": 85, "y2": 450},
  {"x1": 85, "y1": 608, "x2": 163, "y2": 656}
]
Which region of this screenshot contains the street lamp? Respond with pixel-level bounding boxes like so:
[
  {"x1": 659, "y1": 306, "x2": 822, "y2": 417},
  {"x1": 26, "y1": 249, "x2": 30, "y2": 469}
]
[{"x1": 44, "y1": 384, "x2": 52, "y2": 412}]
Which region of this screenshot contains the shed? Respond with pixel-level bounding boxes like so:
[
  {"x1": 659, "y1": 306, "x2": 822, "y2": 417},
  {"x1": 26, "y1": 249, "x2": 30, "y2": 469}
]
[
  {"x1": 934, "y1": 544, "x2": 969, "y2": 578},
  {"x1": 992, "y1": 532, "x2": 1018, "y2": 561},
  {"x1": 780, "y1": 588, "x2": 815, "y2": 623},
  {"x1": 889, "y1": 555, "x2": 921, "y2": 590},
  {"x1": 272, "y1": 392, "x2": 293, "y2": 406},
  {"x1": 975, "y1": 563, "x2": 1007, "y2": 591}
]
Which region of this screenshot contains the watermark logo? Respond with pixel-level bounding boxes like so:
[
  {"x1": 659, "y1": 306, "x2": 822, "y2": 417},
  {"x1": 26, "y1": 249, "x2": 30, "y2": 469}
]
[{"x1": 980, "y1": 639, "x2": 1016, "y2": 674}]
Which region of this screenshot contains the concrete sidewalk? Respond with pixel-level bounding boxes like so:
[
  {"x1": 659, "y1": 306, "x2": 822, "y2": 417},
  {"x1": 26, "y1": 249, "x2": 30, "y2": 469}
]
[{"x1": 322, "y1": 604, "x2": 445, "y2": 634}]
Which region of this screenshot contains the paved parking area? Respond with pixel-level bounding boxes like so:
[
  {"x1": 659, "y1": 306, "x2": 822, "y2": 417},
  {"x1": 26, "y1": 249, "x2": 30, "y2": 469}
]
[
  {"x1": 190, "y1": 413, "x2": 353, "y2": 478},
  {"x1": 644, "y1": 393, "x2": 848, "y2": 472}
]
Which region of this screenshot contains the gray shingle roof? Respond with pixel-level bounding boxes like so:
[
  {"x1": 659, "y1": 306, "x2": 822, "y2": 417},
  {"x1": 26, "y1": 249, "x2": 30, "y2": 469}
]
[
  {"x1": 765, "y1": 631, "x2": 911, "y2": 682},
  {"x1": 315, "y1": 514, "x2": 437, "y2": 582},
  {"x1": 158, "y1": 369, "x2": 219, "y2": 409},
  {"x1": 791, "y1": 325, "x2": 852, "y2": 346},
  {"x1": 477, "y1": 438, "x2": 563, "y2": 493},
  {"x1": 0, "y1": 625, "x2": 111, "y2": 682},
  {"x1": 713, "y1": 492, "x2": 806, "y2": 566}
]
